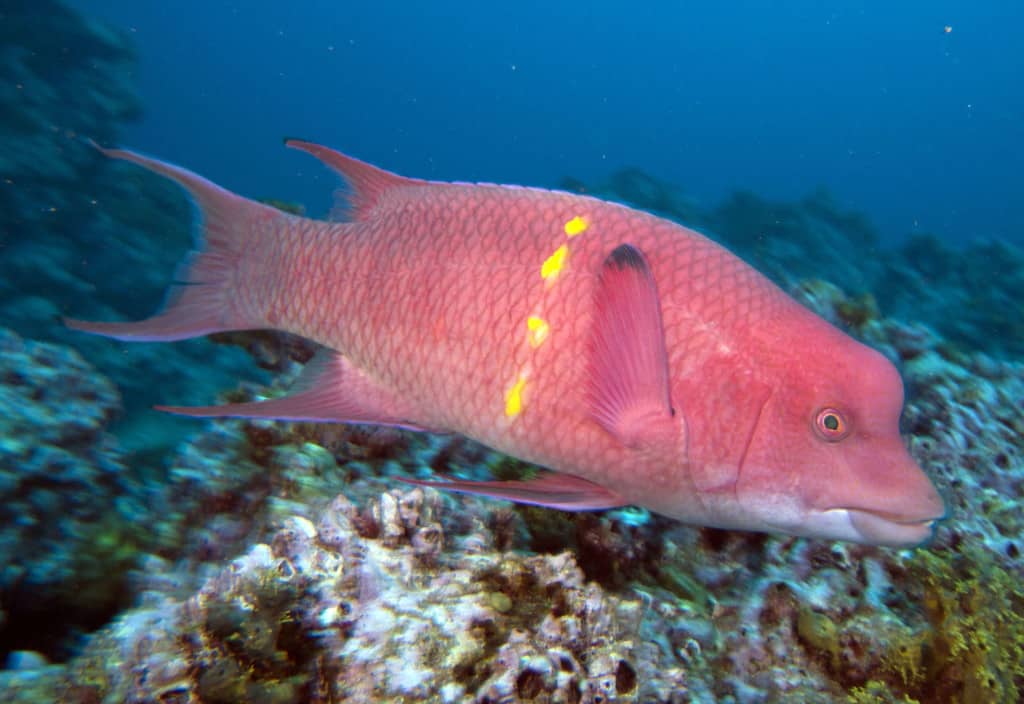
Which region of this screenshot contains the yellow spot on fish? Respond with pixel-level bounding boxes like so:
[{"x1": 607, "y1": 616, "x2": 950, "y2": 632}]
[
  {"x1": 526, "y1": 316, "x2": 550, "y2": 348},
  {"x1": 564, "y1": 215, "x2": 588, "y2": 237},
  {"x1": 541, "y1": 244, "x2": 569, "y2": 281},
  {"x1": 505, "y1": 375, "x2": 527, "y2": 417}
]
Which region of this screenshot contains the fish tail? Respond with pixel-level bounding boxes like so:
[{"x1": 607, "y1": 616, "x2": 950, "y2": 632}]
[{"x1": 65, "y1": 145, "x2": 291, "y2": 341}]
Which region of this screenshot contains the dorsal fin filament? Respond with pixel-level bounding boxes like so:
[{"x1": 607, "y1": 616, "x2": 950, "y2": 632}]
[{"x1": 285, "y1": 138, "x2": 427, "y2": 221}]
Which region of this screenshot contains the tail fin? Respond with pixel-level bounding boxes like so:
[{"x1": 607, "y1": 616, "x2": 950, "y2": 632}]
[{"x1": 65, "y1": 146, "x2": 288, "y2": 341}]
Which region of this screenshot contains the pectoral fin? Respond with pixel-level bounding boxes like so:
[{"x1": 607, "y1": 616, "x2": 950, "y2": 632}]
[
  {"x1": 587, "y1": 244, "x2": 675, "y2": 447},
  {"x1": 398, "y1": 472, "x2": 626, "y2": 511}
]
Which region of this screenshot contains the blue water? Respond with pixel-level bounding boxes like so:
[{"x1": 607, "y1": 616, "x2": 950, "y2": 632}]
[{"x1": 75, "y1": 0, "x2": 1024, "y2": 246}]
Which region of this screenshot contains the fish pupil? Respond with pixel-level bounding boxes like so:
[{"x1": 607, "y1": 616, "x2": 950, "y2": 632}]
[{"x1": 823, "y1": 414, "x2": 840, "y2": 431}]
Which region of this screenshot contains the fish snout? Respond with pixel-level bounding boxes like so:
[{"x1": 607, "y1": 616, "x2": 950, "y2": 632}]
[
  {"x1": 811, "y1": 443, "x2": 945, "y2": 547},
  {"x1": 844, "y1": 458, "x2": 946, "y2": 546}
]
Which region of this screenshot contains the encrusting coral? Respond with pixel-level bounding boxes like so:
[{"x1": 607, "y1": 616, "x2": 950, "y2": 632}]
[{"x1": 4, "y1": 488, "x2": 686, "y2": 702}]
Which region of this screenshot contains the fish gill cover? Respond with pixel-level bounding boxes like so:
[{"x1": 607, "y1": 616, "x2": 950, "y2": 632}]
[{"x1": 0, "y1": 1, "x2": 1022, "y2": 703}]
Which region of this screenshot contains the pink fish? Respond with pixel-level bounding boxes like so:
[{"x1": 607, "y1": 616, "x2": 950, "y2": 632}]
[{"x1": 67, "y1": 140, "x2": 944, "y2": 546}]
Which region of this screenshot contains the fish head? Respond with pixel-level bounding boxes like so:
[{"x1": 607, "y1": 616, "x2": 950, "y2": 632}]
[{"x1": 735, "y1": 328, "x2": 945, "y2": 547}]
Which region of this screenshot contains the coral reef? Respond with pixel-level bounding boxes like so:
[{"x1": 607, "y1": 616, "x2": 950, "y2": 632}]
[
  {"x1": 0, "y1": 328, "x2": 144, "y2": 661},
  {"x1": 0, "y1": 489, "x2": 687, "y2": 702},
  {"x1": 1, "y1": 8, "x2": 1021, "y2": 699},
  {"x1": 881, "y1": 235, "x2": 1024, "y2": 359},
  {"x1": 711, "y1": 187, "x2": 883, "y2": 297}
]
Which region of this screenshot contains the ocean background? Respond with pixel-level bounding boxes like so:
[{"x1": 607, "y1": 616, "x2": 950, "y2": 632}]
[
  {"x1": 75, "y1": 0, "x2": 1024, "y2": 246},
  {"x1": 2, "y1": 1, "x2": 1023, "y2": 702}
]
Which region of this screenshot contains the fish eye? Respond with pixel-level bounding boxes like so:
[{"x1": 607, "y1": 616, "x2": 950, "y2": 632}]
[{"x1": 814, "y1": 407, "x2": 849, "y2": 442}]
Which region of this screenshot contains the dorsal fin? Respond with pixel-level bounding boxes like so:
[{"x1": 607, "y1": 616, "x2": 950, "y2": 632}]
[{"x1": 285, "y1": 138, "x2": 427, "y2": 221}]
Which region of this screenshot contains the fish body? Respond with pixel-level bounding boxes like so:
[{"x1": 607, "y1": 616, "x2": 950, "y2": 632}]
[{"x1": 68, "y1": 141, "x2": 944, "y2": 546}]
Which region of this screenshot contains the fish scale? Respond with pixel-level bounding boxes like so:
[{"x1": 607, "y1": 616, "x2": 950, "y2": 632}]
[
  {"x1": 67, "y1": 139, "x2": 945, "y2": 546},
  {"x1": 345, "y1": 187, "x2": 608, "y2": 447},
  {"x1": 328, "y1": 181, "x2": 771, "y2": 497}
]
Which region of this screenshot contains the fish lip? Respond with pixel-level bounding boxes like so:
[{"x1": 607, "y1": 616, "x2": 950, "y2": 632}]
[
  {"x1": 841, "y1": 506, "x2": 946, "y2": 525},
  {"x1": 837, "y1": 507, "x2": 944, "y2": 547},
  {"x1": 776, "y1": 507, "x2": 940, "y2": 546}
]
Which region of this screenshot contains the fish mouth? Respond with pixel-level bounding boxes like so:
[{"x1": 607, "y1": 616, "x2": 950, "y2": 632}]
[
  {"x1": 780, "y1": 507, "x2": 941, "y2": 546},
  {"x1": 840, "y1": 508, "x2": 943, "y2": 547}
]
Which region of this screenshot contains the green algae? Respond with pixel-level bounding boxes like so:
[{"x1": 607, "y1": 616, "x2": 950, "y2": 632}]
[
  {"x1": 911, "y1": 546, "x2": 1024, "y2": 703},
  {"x1": 847, "y1": 680, "x2": 920, "y2": 704},
  {"x1": 656, "y1": 563, "x2": 715, "y2": 613},
  {"x1": 797, "y1": 607, "x2": 841, "y2": 672},
  {"x1": 846, "y1": 544, "x2": 1024, "y2": 703},
  {"x1": 34, "y1": 513, "x2": 142, "y2": 630},
  {"x1": 835, "y1": 292, "x2": 880, "y2": 330},
  {"x1": 195, "y1": 569, "x2": 321, "y2": 703},
  {"x1": 487, "y1": 590, "x2": 513, "y2": 614},
  {"x1": 489, "y1": 455, "x2": 540, "y2": 482}
]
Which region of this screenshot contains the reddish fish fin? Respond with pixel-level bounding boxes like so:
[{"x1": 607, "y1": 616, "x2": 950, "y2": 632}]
[
  {"x1": 284, "y1": 138, "x2": 427, "y2": 221},
  {"x1": 158, "y1": 350, "x2": 436, "y2": 431},
  {"x1": 398, "y1": 472, "x2": 626, "y2": 511},
  {"x1": 65, "y1": 145, "x2": 287, "y2": 341},
  {"x1": 587, "y1": 244, "x2": 675, "y2": 447}
]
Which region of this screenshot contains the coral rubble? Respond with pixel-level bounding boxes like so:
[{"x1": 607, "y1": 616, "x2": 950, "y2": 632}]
[{"x1": 1, "y1": 489, "x2": 686, "y2": 703}]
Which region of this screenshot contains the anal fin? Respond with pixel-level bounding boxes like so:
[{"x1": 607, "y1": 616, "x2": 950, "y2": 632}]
[
  {"x1": 158, "y1": 349, "x2": 437, "y2": 432},
  {"x1": 398, "y1": 472, "x2": 625, "y2": 511}
]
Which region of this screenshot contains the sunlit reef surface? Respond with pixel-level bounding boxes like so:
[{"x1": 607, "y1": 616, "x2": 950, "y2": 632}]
[{"x1": 1, "y1": 2, "x2": 1023, "y2": 702}]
